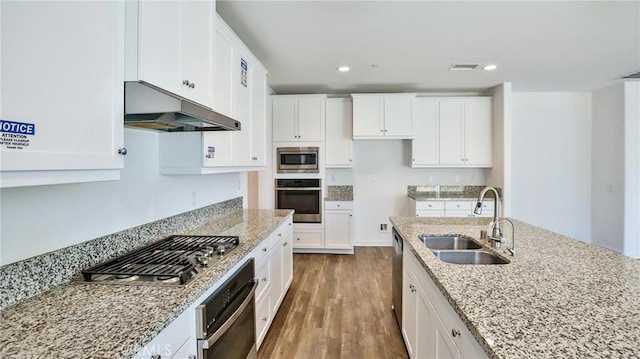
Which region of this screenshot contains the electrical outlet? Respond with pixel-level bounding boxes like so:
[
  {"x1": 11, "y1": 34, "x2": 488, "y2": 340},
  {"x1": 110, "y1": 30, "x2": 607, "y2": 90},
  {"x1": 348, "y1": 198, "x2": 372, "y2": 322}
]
[
  {"x1": 379, "y1": 223, "x2": 388, "y2": 232},
  {"x1": 455, "y1": 175, "x2": 460, "y2": 182}
]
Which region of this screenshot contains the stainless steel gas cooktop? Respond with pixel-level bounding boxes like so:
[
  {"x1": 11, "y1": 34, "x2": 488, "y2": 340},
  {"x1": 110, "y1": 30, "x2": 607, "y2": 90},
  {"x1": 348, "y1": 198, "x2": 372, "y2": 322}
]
[{"x1": 82, "y1": 235, "x2": 240, "y2": 285}]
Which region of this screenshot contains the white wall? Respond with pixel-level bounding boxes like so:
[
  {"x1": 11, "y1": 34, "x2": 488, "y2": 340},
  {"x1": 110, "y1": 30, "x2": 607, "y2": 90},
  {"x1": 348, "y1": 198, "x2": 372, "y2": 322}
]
[
  {"x1": 0, "y1": 128, "x2": 245, "y2": 265},
  {"x1": 486, "y1": 83, "x2": 512, "y2": 215},
  {"x1": 591, "y1": 84, "x2": 625, "y2": 252},
  {"x1": 328, "y1": 140, "x2": 488, "y2": 246},
  {"x1": 511, "y1": 92, "x2": 592, "y2": 243},
  {"x1": 624, "y1": 82, "x2": 640, "y2": 258}
]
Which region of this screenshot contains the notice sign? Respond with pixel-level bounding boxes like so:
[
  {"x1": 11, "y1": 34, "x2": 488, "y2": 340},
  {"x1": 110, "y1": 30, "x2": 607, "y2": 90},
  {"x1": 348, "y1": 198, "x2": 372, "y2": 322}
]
[
  {"x1": 0, "y1": 119, "x2": 35, "y2": 150},
  {"x1": 240, "y1": 58, "x2": 248, "y2": 88}
]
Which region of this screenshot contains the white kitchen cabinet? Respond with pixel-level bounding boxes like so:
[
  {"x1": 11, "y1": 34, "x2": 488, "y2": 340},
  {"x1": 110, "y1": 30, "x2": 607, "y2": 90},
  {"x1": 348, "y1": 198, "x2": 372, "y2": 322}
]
[
  {"x1": 408, "y1": 198, "x2": 494, "y2": 218},
  {"x1": 126, "y1": 0, "x2": 213, "y2": 107},
  {"x1": 411, "y1": 99, "x2": 440, "y2": 166},
  {"x1": 325, "y1": 99, "x2": 353, "y2": 167},
  {"x1": 352, "y1": 94, "x2": 416, "y2": 139},
  {"x1": 413, "y1": 97, "x2": 492, "y2": 168},
  {"x1": 403, "y1": 246, "x2": 488, "y2": 359},
  {"x1": 132, "y1": 310, "x2": 192, "y2": 359},
  {"x1": 272, "y1": 95, "x2": 326, "y2": 142},
  {"x1": 439, "y1": 98, "x2": 492, "y2": 167},
  {"x1": 292, "y1": 230, "x2": 325, "y2": 249},
  {"x1": 157, "y1": 16, "x2": 268, "y2": 174},
  {"x1": 324, "y1": 201, "x2": 354, "y2": 251},
  {"x1": 0, "y1": 1, "x2": 125, "y2": 188}
]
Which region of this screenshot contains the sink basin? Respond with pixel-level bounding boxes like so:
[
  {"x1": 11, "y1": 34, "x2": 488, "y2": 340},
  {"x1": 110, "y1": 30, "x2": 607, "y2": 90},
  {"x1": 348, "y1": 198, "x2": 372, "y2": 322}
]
[
  {"x1": 432, "y1": 250, "x2": 510, "y2": 265},
  {"x1": 419, "y1": 235, "x2": 483, "y2": 250}
]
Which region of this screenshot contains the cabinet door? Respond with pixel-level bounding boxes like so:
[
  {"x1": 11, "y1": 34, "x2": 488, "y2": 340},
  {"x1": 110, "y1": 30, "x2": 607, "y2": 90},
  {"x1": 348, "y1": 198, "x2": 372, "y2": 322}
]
[
  {"x1": 434, "y1": 321, "x2": 462, "y2": 359},
  {"x1": 281, "y1": 229, "x2": 293, "y2": 291},
  {"x1": 402, "y1": 267, "x2": 417, "y2": 358},
  {"x1": 137, "y1": 1, "x2": 181, "y2": 96},
  {"x1": 180, "y1": 0, "x2": 212, "y2": 106},
  {"x1": 270, "y1": 236, "x2": 284, "y2": 313},
  {"x1": 272, "y1": 97, "x2": 298, "y2": 142},
  {"x1": 298, "y1": 97, "x2": 325, "y2": 142},
  {"x1": 292, "y1": 231, "x2": 324, "y2": 248},
  {"x1": 233, "y1": 52, "x2": 252, "y2": 165},
  {"x1": 325, "y1": 210, "x2": 352, "y2": 249},
  {"x1": 463, "y1": 98, "x2": 492, "y2": 166},
  {"x1": 415, "y1": 290, "x2": 437, "y2": 359},
  {"x1": 412, "y1": 99, "x2": 439, "y2": 166},
  {"x1": 250, "y1": 66, "x2": 267, "y2": 165},
  {"x1": 212, "y1": 30, "x2": 234, "y2": 118},
  {"x1": 1, "y1": 1, "x2": 124, "y2": 177},
  {"x1": 326, "y1": 99, "x2": 353, "y2": 167},
  {"x1": 353, "y1": 96, "x2": 384, "y2": 138},
  {"x1": 384, "y1": 96, "x2": 414, "y2": 137},
  {"x1": 439, "y1": 99, "x2": 465, "y2": 165},
  {"x1": 202, "y1": 132, "x2": 234, "y2": 166}
]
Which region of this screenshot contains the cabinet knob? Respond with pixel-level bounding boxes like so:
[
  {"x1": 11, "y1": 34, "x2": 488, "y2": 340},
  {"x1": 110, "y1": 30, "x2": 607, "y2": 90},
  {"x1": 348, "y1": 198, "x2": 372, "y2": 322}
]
[
  {"x1": 296, "y1": 238, "x2": 300, "y2": 241},
  {"x1": 182, "y1": 80, "x2": 190, "y2": 86},
  {"x1": 189, "y1": 82, "x2": 195, "y2": 89},
  {"x1": 337, "y1": 204, "x2": 340, "y2": 207},
  {"x1": 252, "y1": 157, "x2": 258, "y2": 160},
  {"x1": 151, "y1": 355, "x2": 161, "y2": 359},
  {"x1": 262, "y1": 247, "x2": 267, "y2": 252},
  {"x1": 263, "y1": 317, "x2": 268, "y2": 322},
  {"x1": 451, "y1": 329, "x2": 461, "y2": 337},
  {"x1": 349, "y1": 159, "x2": 352, "y2": 162},
  {"x1": 188, "y1": 356, "x2": 196, "y2": 359},
  {"x1": 409, "y1": 284, "x2": 416, "y2": 293},
  {"x1": 413, "y1": 158, "x2": 415, "y2": 162},
  {"x1": 283, "y1": 242, "x2": 288, "y2": 246},
  {"x1": 278, "y1": 233, "x2": 282, "y2": 237},
  {"x1": 380, "y1": 129, "x2": 384, "y2": 133},
  {"x1": 117, "y1": 147, "x2": 127, "y2": 156},
  {"x1": 384, "y1": 129, "x2": 388, "y2": 132},
  {"x1": 262, "y1": 277, "x2": 267, "y2": 282}
]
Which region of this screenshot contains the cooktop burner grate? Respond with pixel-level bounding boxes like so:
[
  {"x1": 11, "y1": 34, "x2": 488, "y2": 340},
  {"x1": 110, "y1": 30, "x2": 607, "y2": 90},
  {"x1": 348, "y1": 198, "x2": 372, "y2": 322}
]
[{"x1": 82, "y1": 235, "x2": 240, "y2": 285}]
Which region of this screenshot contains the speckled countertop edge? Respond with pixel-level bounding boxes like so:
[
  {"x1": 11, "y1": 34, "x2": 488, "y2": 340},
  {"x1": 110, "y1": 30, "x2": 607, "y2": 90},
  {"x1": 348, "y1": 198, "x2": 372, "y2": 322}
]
[
  {"x1": 0, "y1": 209, "x2": 294, "y2": 359},
  {"x1": 390, "y1": 216, "x2": 640, "y2": 359}
]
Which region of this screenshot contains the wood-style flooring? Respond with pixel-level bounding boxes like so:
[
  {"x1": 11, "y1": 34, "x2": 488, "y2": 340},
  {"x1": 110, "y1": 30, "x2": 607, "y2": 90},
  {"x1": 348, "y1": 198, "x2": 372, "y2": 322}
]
[{"x1": 258, "y1": 247, "x2": 408, "y2": 359}]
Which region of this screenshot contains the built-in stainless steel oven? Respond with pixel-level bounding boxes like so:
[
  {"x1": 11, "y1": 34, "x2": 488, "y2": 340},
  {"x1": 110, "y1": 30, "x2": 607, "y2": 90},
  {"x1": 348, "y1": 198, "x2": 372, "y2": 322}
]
[
  {"x1": 276, "y1": 147, "x2": 319, "y2": 173},
  {"x1": 275, "y1": 178, "x2": 322, "y2": 223},
  {"x1": 196, "y1": 259, "x2": 257, "y2": 359}
]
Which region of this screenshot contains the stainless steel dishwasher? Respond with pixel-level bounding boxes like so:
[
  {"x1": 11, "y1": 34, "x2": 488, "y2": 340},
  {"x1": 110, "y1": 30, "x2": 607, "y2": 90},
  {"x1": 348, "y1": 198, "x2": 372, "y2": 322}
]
[{"x1": 392, "y1": 227, "x2": 403, "y2": 327}]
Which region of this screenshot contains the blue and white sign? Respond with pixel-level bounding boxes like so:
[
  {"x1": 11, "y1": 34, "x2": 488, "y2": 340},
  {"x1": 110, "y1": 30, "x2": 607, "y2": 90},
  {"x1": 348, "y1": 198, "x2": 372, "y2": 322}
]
[
  {"x1": 0, "y1": 119, "x2": 35, "y2": 135},
  {"x1": 240, "y1": 58, "x2": 248, "y2": 88}
]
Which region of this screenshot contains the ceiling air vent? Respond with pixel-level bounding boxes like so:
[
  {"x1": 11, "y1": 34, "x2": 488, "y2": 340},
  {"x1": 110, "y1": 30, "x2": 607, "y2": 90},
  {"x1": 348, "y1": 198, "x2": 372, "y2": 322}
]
[
  {"x1": 621, "y1": 71, "x2": 640, "y2": 79},
  {"x1": 449, "y1": 64, "x2": 479, "y2": 71}
]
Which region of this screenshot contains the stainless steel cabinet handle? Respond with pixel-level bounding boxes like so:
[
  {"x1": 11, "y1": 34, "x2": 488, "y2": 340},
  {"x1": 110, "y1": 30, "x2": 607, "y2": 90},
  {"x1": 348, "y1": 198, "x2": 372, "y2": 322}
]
[
  {"x1": 380, "y1": 129, "x2": 384, "y2": 132},
  {"x1": 409, "y1": 284, "x2": 416, "y2": 293},
  {"x1": 118, "y1": 148, "x2": 127, "y2": 156},
  {"x1": 189, "y1": 82, "x2": 195, "y2": 89},
  {"x1": 451, "y1": 329, "x2": 461, "y2": 337}
]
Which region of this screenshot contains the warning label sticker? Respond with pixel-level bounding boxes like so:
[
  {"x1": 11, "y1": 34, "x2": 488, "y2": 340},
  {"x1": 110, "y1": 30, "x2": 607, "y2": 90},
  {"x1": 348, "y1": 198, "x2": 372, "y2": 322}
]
[{"x1": 0, "y1": 120, "x2": 36, "y2": 150}]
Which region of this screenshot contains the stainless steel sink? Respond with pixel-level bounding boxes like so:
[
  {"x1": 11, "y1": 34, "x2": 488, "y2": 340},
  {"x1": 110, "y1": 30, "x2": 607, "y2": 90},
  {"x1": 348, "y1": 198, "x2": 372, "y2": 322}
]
[
  {"x1": 432, "y1": 250, "x2": 510, "y2": 265},
  {"x1": 419, "y1": 235, "x2": 483, "y2": 250}
]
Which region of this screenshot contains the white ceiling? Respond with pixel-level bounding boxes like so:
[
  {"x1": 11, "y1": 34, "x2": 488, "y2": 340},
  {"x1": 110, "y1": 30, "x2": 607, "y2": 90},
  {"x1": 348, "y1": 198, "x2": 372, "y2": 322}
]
[{"x1": 217, "y1": 0, "x2": 640, "y2": 94}]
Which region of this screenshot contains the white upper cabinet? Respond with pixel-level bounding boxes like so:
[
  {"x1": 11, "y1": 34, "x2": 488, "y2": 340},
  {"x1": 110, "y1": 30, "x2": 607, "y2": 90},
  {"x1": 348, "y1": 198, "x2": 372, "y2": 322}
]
[
  {"x1": 125, "y1": 0, "x2": 213, "y2": 107},
  {"x1": 272, "y1": 95, "x2": 326, "y2": 142},
  {"x1": 0, "y1": 1, "x2": 125, "y2": 188},
  {"x1": 325, "y1": 99, "x2": 353, "y2": 167},
  {"x1": 439, "y1": 98, "x2": 492, "y2": 167},
  {"x1": 352, "y1": 94, "x2": 416, "y2": 139},
  {"x1": 412, "y1": 97, "x2": 492, "y2": 168},
  {"x1": 159, "y1": 13, "x2": 268, "y2": 174},
  {"x1": 411, "y1": 99, "x2": 439, "y2": 166}
]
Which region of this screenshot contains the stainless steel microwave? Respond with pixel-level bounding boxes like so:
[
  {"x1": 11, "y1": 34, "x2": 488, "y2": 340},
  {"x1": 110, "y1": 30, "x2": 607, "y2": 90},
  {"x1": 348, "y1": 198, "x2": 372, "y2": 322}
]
[{"x1": 276, "y1": 147, "x2": 319, "y2": 173}]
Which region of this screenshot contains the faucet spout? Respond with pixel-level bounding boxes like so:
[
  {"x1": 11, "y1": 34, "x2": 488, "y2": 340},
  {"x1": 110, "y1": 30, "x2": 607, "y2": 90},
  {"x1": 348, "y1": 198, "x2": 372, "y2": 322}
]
[{"x1": 474, "y1": 186, "x2": 501, "y2": 238}]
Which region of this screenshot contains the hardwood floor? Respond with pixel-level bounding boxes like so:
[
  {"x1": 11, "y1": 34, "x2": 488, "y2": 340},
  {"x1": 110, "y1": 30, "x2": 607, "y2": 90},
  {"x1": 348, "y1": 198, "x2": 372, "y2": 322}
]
[{"x1": 258, "y1": 247, "x2": 408, "y2": 359}]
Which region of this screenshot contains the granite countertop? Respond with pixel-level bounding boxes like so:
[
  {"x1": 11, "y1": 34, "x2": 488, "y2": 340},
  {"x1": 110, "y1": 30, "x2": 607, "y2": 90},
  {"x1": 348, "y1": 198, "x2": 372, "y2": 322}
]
[
  {"x1": 389, "y1": 216, "x2": 640, "y2": 359},
  {"x1": 0, "y1": 209, "x2": 293, "y2": 359},
  {"x1": 408, "y1": 193, "x2": 489, "y2": 200}
]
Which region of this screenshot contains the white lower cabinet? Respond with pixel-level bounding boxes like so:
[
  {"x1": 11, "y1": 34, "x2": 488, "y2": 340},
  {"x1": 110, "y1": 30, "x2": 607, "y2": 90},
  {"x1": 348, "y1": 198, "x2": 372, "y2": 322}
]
[
  {"x1": 292, "y1": 229, "x2": 325, "y2": 249},
  {"x1": 324, "y1": 201, "x2": 354, "y2": 251},
  {"x1": 408, "y1": 198, "x2": 495, "y2": 218},
  {"x1": 255, "y1": 217, "x2": 293, "y2": 349},
  {"x1": 132, "y1": 311, "x2": 193, "y2": 359},
  {"x1": 403, "y1": 246, "x2": 487, "y2": 359}
]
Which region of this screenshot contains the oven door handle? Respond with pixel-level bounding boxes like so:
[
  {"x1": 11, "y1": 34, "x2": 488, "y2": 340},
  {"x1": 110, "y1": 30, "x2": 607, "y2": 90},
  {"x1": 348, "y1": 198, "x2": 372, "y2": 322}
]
[
  {"x1": 202, "y1": 281, "x2": 257, "y2": 350},
  {"x1": 275, "y1": 187, "x2": 322, "y2": 191}
]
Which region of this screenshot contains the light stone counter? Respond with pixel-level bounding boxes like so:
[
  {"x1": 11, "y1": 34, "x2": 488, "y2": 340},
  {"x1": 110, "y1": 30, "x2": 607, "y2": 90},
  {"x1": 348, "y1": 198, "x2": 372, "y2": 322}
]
[
  {"x1": 0, "y1": 209, "x2": 293, "y2": 359},
  {"x1": 390, "y1": 216, "x2": 640, "y2": 359}
]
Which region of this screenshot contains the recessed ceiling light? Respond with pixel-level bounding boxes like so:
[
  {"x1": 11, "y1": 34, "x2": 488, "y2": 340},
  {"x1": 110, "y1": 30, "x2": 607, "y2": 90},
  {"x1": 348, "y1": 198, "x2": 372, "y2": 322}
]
[
  {"x1": 337, "y1": 66, "x2": 350, "y2": 72},
  {"x1": 483, "y1": 65, "x2": 498, "y2": 71}
]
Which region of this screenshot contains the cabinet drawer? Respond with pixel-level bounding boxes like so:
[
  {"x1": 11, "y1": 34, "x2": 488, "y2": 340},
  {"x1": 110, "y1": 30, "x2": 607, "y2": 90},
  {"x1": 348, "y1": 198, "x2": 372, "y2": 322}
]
[
  {"x1": 415, "y1": 201, "x2": 445, "y2": 210},
  {"x1": 252, "y1": 235, "x2": 274, "y2": 264},
  {"x1": 416, "y1": 210, "x2": 445, "y2": 218},
  {"x1": 293, "y1": 231, "x2": 324, "y2": 248},
  {"x1": 325, "y1": 201, "x2": 353, "y2": 210},
  {"x1": 255, "y1": 255, "x2": 271, "y2": 303},
  {"x1": 255, "y1": 293, "x2": 271, "y2": 349},
  {"x1": 444, "y1": 201, "x2": 473, "y2": 211}
]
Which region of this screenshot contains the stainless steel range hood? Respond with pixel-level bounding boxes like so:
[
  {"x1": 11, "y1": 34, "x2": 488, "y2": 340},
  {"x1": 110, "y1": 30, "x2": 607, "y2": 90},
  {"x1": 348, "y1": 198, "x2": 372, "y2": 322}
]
[{"x1": 124, "y1": 81, "x2": 241, "y2": 132}]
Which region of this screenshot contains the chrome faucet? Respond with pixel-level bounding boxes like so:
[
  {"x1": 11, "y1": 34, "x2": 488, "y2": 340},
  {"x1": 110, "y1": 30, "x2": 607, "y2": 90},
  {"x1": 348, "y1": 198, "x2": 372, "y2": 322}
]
[
  {"x1": 497, "y1": 217, "x2": 516, "y2": 256},
  {"x1": 473, "y1": 186, "x2": 503, "y2": 247}
]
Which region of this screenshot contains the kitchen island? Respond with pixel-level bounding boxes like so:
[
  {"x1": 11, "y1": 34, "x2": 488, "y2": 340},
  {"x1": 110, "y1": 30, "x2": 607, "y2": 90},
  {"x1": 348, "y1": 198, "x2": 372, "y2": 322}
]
[
  {"x1": 390, "y1": 216, "x2": 640, "y2": 358},
  {"x1": 0, "y1": 209, "x2": 293, "y2": 359}
]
